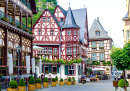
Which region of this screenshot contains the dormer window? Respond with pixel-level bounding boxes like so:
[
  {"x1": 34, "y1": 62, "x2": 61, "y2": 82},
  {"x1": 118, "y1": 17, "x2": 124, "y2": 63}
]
[
  {"x1": 95, "y1": 30, "x2": 100, "y2": 36},
  {"x1": 67, "y1": 31, "x2": 71, "y2": 35},
  {"x1": 61, "y1": 18, "x2": 63, "y2": 22}
]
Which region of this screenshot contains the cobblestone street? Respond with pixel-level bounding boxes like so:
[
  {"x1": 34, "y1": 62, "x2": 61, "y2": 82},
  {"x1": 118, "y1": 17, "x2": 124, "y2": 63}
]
[{"x1": 38, "y1": 78, "x2": 130, "y2": 91}]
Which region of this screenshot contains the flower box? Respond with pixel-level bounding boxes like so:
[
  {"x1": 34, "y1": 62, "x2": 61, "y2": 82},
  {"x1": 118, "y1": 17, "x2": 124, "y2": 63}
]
[
  {"x1": 10, "y1": 22, "x2": 16, "y2": 26},
  {"x1": 1, "y1": 17, "x2": 9, "y2": 23},
  {"x1": 92, "y1": 47, "x2": 96, "y2": 49},
  {"x1": 17, "y1": 25, "x2": 22, "y2": 29},
  {"x1": 52, "y1": 72, "x2": 57, "y2": 74},
  {"x1": 99, "y1": 47, "x2": 104, "y2": 49}
]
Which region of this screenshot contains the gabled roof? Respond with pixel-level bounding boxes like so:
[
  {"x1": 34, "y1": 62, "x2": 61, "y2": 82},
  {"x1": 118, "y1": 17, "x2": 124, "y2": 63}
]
[
  {"x1": 57, "y1": 5, "x2": 67, "y2": 17},
  {"x1": 89, "y1": 18, "x2": 111, "y2": 40},
  {"x1": 33, "y1": 9, "x2": 61, "y2": 28},
  {"x1": 62, "y1": 7, "x2": 80, "y2": 29},
  {"x1": 29, "y1": 0, "x2": 37, "y2": 14}
]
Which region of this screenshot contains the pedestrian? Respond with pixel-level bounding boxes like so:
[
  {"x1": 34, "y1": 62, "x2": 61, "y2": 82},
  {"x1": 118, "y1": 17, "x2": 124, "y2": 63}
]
[{"x1": 120, "y1": 73, "x2": 124, "y2": 79}]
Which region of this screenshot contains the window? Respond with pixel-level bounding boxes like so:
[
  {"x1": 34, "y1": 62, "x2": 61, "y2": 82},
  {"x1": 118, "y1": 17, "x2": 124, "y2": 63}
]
[
  {"x1": 67, "y1": 31, "x2": 71, "y2": 35},
  {"x1": 73, "y1": 44, "x2": 76, "y2": 46},
  {"x1": 95, "y1": 31, "x2": 100, "y2": 36},
  {"x1": 77, "y1": 31, "x2": 79, "y2": 35},
  {"x1": 39, "y1": 49, "x2": 42, "y2": 54},
  {"x1": 99, "y1": 53, "x2": 104, "y2": 61},
  {"x1": 92, "y1": 41, "x2": 96, "y2": 48},
  {"x1": 99, "y1": 41, "x2": 104, "y2": 47},
  {"x1": 22, "y1": 53, "x2": 26, "y2": 66},
  {"x1": 67, "y1": 48, "x2": 72, "y2": 55},
  {"x1": 13, "y1": 51, "x2": 18, "y2": 66},
  {"x1": 39, "y1": 30, "x2": 41, "y2": 35},
  {"x1": 51, "y1": 30, "x2": 54, "y2": 35},
  {"x1": 43, "y1": 17, "x2": 46, "y2": 22},
  {"x1": 48, "y1": 47, "x2": 52, "y2": 54},
  {"x1": 45, "y1": 65, "x2": 49, "y2": 73},
  {"x1": 67, "y1": 44, "x2": 71, "y2": 46},
  {"x1": 73, "y1": 48, "x2": 76, "y2": 54},
  {"x1": 92, "y1": 53, "x2": 97, "y2": 61},
  {"x1": 47, "y1": 17, "x2": 50, "y2": 22},
  {"x1": 74, "y1": 30, "x2": 76, "y2": 35},
  {"x1": 0, "y1": 48, "x2": 4, "y2": 65},
  {"x1": 43, "y1": 47, "x2": 47, "y2": 54},
  {"x1": 127, "y1": 30, "x2": 129, "y2": 42},
  {"x1": 69, "y1": 65, "x2": 74, "y2": 75},
  {"x1": 52, "y1": 65, "x2": 57, "y2": 73},
  {"x1": 61, "y1": 18, "x2": 63, "y2": 22},
  {"x1": 53, "y1": 48, "x2": 57, "y2": 54}
]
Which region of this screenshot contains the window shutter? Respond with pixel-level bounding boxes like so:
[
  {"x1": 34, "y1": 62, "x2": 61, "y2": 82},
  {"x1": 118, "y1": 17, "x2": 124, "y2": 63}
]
[
  {"x1": 42, "y1": 64, "x2": 43, "y2": 73},
  {"x1": 49, "y1": 65, "x2": 51, "y2": 73},
  {"x1": 57, "y1": 65, "x2": 59, "y2": 73},
  {"x1": 65, "y1": 65, "x2": 68, "y2": 75}
]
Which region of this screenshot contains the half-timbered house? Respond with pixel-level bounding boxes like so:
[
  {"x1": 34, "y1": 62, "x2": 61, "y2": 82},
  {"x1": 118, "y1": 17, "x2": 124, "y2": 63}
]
[
  {"x1": 87, "y1": 18, "x2": 112, "y2": 76},
  {"x1": 33, "y1": 5, "x2": 89, "y2": 83},
  {"x1": 0, "y1": 0, "x2": 37, "y2": 76}
]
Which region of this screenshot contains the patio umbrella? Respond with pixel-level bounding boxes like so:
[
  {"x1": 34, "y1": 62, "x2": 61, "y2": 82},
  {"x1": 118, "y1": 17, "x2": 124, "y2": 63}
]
[
  {"x1": 33, "y1": 45, "x2": 43, "y2": 50},
  {"x1": 32, "y1": 58, "x2": 35, "y2": 74},
  {"x1": 26, "y1": 56, "x2": 30, "y2": 74},
  {"x1": 39, "y1": 59, "x2": 42, "y2": 73},
  {"x1": 8, "y1": 54, "x2": 13, "y2": 75}
]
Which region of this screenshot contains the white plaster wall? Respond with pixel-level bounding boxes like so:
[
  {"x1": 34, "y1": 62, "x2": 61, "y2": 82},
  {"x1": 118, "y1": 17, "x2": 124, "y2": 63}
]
[
  {"x1": 0, "y1": 7, "x2": 4, "y2": 12},
  {"x1": 15, "y1": 16, "x2": 20, "y2": 21}
]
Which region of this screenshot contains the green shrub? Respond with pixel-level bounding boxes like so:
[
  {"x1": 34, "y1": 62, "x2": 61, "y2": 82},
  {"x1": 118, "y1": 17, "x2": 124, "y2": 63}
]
[
  {"x1": 44, "y1": 77, "x2": 48, "y2": 82},
  {"x1": 55, "y1": 76, "x2": 58, "y2": 81},
  {"x1": 60, "y1": 78, "x2": 63, "y2": 82},
  {"x1": 72, "y1": 77, "x2": 75, "y2": 81},
  {"x1": 68, "y1": 77, "x2": 71, "y2": 82},
  {"x1": 107, "y1": 61, "x2": 111, "y2": 65},
  {"x1": 29, "y1": 77, "x2": 35, "y2": 84},
  {"x1": 103, "y1": 62, "x2": 106, "y2": 66},
  {"x1": 118, "y1": 79, "x2": 129, "y2": 88},
  {"x1": 19, "y1": 78, "x2": 25, "y2": 86},
  {"x1": 9, "y1": 80, "x2": 17, "y2": 88},
  {"x1": 29, "y1": 76, "x2": 33, "y2": 80},
  {"x1": 52, "y1": 78, "x2": 56, "y2": 82},
  {"x1": 36, "y1": 78, "x2": 42, "y2": 83}
]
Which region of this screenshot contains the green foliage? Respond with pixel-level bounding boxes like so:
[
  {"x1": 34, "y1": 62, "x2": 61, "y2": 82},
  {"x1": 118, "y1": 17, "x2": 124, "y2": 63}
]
[
  {"x1": 68, "y1": 77, "x2": 71, "y2": 82},
  {"x1": 88, "y1": 68, "x2": 92, "y2": 73},
  {"x1": 52, "y1": 78, "x2": 56, "y2": 82},
  {"x1": 19, "y1": 78, "x2": 25, "y2": 86},
  {"x1": 118, "y1": 79, "x2": 129, "y2": 88},
  {"x1": 107, "y1": 61, "x2": 111, "y2": 65},
  {"x1": 55, "y1": 76, "x2": 58, "y2": 81},
  {"x1": 72, "y1": 77, "x2": 75, "y2": 81},
  {"x1": 29, "y1": 77, "x2": 35, "y2": 84},
  {"x1": 9, "y1": 80, "x2": 17, "y2": 88},
  {"x1": 0, "y1": 73, "x2": 4, "y2": 78},
  {"x1": 29, "y1": 76, "x2": 33, "y2": 80},
  {"x1": 94, "y1": 62, "x2": 100, "y2": 65},
  {"x1": 0, "y1": 83, "x2": 1, "y2": 91},
  {"x1": 44, "y1": 77, "x2": 48, "y2": 82},
  {"x1": 60, "y1": 78, "x2": 63, "y2": 82},
  {"x1": 103, "y1": 62, "x2": 107, "y2": 66},
  {"x1": 48, "y1": 7, "x2": 55, "y2": 13},
  {"x1": 36, "y1": 78, "x2": 42, "y2": 83}
]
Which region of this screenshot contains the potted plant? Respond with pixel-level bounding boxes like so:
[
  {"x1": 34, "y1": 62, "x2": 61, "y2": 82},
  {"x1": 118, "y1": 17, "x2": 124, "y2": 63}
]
[
  {"x1": 72, "y1": 77, "x2": 75, "y2": 85},
  {"x1": 103, "y1": 62, "x2": 106, "y2": 66},
  {"x1": 107, "y1": 61, "x2": 111, "y2": 66},
  {"x1": 55, "y1": 76, "x2": 58, "y2": 84},
  {"x1": 28, "y1": 77, "x2": 35, "y2": 91},
  {"x1": 43, "y1": 77, "x2": 49, "y2": 88},
  {"x1": 10, "y1": 22, "x2": 16, "y2": 26},
  {"x1": 59, "y1": 78, "x2": 64, "y2": 86},
  {"x1": 7, "y1": 80, "x2": 17, "y2": 91},
  {"x1": 18, "y1": 78, "x2": 26, "y2": 91},
  {"x1": 51, "y1": 78, "x2": 56, "y2": 87},
  {"x1": 118, "y1": 79, "x2": 129, "y2": 88},
  {"x1": 67, "y1": 77, "x2": 71, "y2": 86},
  {"x1": 36, "y1": 78, "x2": 42, "y2": 89}
]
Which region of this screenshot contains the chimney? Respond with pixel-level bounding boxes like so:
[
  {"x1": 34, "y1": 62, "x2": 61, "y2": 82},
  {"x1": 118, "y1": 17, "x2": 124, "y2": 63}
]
[{"x1": 97, "y1": 17, "x2": 99, "y2": 22}]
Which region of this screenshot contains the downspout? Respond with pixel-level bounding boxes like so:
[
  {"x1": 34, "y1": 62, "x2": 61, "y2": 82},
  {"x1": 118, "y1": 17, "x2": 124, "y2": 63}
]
[{"x1": 59, "y1": 28, "x2": 62, "y2": 78}]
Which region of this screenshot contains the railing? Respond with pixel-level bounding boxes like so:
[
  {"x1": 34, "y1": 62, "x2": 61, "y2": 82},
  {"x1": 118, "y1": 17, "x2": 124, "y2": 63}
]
[{"x1": 0, "y1": 11, "x2": 32, "y2": 32}]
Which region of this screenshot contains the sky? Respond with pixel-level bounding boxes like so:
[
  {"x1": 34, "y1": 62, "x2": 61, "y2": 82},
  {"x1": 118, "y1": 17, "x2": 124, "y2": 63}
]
[{"x1": 58, "y1": 0, "x2": 126, "y2": 48}]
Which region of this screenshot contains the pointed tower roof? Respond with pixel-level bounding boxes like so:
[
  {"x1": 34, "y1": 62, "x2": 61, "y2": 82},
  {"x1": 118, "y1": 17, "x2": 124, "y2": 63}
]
[
  {"x1": 89, "y1": 17, "x2": 111, "y2": 40},
  {"x1": 62, "y1": 6, "x2": 80, "y2": 29}
]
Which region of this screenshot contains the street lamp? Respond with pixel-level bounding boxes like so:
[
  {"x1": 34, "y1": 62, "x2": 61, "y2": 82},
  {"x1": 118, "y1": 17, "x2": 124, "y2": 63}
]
[{"x1": 16, "y1": 45, "x2": 21, "y2": 83}]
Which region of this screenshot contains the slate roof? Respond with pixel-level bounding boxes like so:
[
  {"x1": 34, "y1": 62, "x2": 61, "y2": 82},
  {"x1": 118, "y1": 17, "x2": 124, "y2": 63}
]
[
  {"x1": 122, "y1": 12, "x2": 128, "y2": 20},
  {"x1": 89, "y1": 18, "x2": 111, "y2": 40},
  {"x1": 62, "y1": 7, "x2": 80, "y2": 29}
]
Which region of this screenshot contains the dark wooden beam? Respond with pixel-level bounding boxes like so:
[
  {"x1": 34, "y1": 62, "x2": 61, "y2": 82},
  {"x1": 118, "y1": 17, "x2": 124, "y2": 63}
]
[
  {"x1": 20, "y1": 9, "x2": 22, "y2": 26},
  {"x1": 13, "y1": 3, "x2": 16, "y2": 22},
  {"x1": 5, "y1": 0, "x2": 8, "y2": 18}
]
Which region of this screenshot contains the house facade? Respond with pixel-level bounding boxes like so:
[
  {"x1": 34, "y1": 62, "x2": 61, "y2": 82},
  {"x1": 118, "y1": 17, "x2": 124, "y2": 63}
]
[
  {"x1": 123, "y1": 0, "x2": 130, "y2": 42},
  {"x1": 87, "y1": 18, "x2": 112, "y2": 76},
  {"x1": 0, "y1": 0, "x2": 37, "y2": 76},
  {"x1": 33, "y1": 5, "x2": 89, "y2": 83}
]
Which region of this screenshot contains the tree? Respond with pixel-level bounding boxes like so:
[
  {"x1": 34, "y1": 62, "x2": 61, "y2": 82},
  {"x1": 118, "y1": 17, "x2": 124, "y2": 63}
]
[{"x1": 111, "y1": 42, "x2": 130, "y2": 91}]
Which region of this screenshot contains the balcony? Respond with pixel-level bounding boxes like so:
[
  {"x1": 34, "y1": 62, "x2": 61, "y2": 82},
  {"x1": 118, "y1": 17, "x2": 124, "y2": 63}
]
[
  {"x1": 0, "y1": 10, "x2": 33, "y2": 34},
  {"x1": 19, "y1": 0, "x2": 31, "y2": 10}
]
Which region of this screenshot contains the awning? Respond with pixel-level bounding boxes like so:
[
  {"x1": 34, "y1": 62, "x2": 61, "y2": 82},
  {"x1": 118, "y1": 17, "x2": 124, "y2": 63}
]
[
  {"x1": 33, "y1": 45, "x2": 43, "y2": 50},
  {"x1": 92, "y1": 68, "x2": 105, "y2": 71}
]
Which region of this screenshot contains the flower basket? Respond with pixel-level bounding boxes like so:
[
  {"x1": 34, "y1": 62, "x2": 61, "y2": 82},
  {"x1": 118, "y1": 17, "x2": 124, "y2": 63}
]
[
  {"x1": 1, "y1": 17, "x2": 9, "y2": 23},
  {"x1": 17, "y1": 25, "x2": 22, "y2": 29},
  {"x1": 24, "y1": 29, "x2": 29, "y2": 32},
  {"x1": 10, "y1": 22, "x2": 16, "y2": 26},
  {"x1": 52, "y1": 71, "x2": 57, "y2": 74}
]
